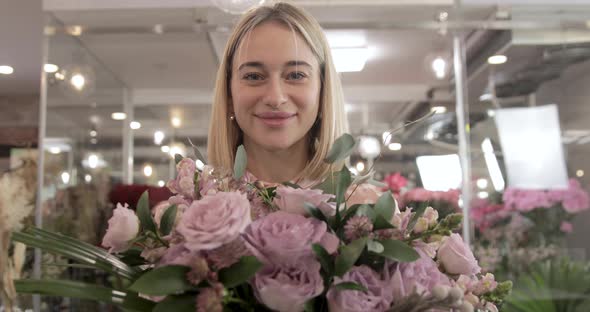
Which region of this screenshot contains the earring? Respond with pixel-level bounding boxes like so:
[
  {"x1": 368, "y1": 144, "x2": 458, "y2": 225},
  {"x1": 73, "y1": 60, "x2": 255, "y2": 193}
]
[{"x1": 229, "y1": 114, "x2": 235, "y2": 121}]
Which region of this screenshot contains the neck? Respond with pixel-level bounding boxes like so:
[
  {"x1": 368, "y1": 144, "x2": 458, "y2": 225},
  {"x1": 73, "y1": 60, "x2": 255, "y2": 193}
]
[{"x1": 243, "y1": 138, "x2": 309, "y2": 184}]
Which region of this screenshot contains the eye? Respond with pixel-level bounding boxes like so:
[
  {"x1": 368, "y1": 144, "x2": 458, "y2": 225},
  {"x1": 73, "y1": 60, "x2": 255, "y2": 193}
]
[
  {"x1": 286, "y1": 71, "x2": 306, "y2": 81},
  {"x1": 243, "y1": 73, "x2": 264, "y2": 81}
]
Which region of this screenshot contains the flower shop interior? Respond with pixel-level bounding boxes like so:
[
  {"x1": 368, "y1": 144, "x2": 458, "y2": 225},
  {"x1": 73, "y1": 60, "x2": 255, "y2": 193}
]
[{"x1": 1, "y1": 0, "x2": 590, "y2": 311}]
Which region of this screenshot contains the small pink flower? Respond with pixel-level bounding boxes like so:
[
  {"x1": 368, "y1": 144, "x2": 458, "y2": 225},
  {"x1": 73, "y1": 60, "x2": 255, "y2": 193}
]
[
  {"x1": 328, "y1": 265, "x2": 393, "y2": 312},
  {"x1": 102, "y1": 203, "x2": 140, "y2": 253},
  {"x1": 438, "y1": 233, "x2": 481, "y2": 275},
  {"x1": 560, "y1": 221, "x2": 573, "y2": 233},
  {"x1": 177, "y1": 191, "x2": 251, "y2": 251},
  {"x1": 166, "y1": 158, "x2": 197, "y2": 199},
  {"x1": 344, "y1": 215, "x2": 373, "y2": 241},
  {"x1": 196, "y1": 282, "x2": 224, "y2": 312},
  {"x1": 382, "y1": 172, "x2": 407, "y2": 193},
  {"x1": 473, "y1": 273, "x2": 497, "y2": 295},
  {"x1": 273, "y1": 185, "x2": 334, "y2": 216}
]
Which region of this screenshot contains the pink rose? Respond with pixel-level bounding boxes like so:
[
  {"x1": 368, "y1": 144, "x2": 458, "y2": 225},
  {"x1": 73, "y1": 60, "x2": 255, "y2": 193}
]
[
  {"x1": 385, "y1": 250, "x2": 451, "y2": 301},
  {"x1": 102, "y1": 203, "x2": 140, "y2": 253},
  {"x1": 346, "y1": 183, "x2": 383, "y2": 206},
  {"x1": 243, "y1": 211, "x2": 339, "y2": 266},
  {"x1": 273, "y1": 185, "x2": 334, "y2": 216},
  {"x1": 177, "y1": 191, "x2": 251, "y2": 251},
  {"x1": 166, "y1": 158, "x2": 196, "y2": 199},
  {"x1": 560, "y1": 221, "x2": 573, "y2": 233},
  {"x1": 438, "y1": 233, "x2": 481, "y2": 275},
  {"x1": 253, "y1": 260, "x2": 324, "y2": 312},
  {"x1": 327, "y1": 265, "x2": 393, "y2": 312}
]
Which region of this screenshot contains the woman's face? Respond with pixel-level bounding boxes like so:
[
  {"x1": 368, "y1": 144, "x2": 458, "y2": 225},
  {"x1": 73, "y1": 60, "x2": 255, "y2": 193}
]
[{"x1": 230, "y1": 21, "x2": 321, "y2": 153}]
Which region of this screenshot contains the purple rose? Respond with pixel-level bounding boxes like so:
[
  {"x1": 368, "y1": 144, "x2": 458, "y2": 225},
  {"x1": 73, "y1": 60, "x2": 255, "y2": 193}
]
[
  {"x1": 438, "y1": 233, "x2": 481, "y2": 275},
  {"x1": 177, "y1": 191, "x2": 251, "y2": 251},
  {"x1": 384, "y1": 250, "x2": 451, "y2": 301},
  {"x1": 253, "y1": 260, "x2": 324, "y2": 312},
  {"x1": 327, "y1": 265, "x2": 393, "y2": 312},
  {"x1": 242, "y1": 211, "x2": 338, "y2": 265},
  {"x1": 273, "y1": 185, "x2": 334, "y2": 216},
  {"x1": 102, "y1": 203, "x2": 140, "y2": 253},
  {"x1": 166, "y1": 158, "x2": 196, "y2": 199}
]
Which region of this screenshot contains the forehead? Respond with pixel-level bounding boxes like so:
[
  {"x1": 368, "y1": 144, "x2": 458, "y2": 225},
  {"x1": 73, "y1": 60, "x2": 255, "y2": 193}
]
[{"x1": 233, "y1": 21, "x2": 318, "y2": 69}]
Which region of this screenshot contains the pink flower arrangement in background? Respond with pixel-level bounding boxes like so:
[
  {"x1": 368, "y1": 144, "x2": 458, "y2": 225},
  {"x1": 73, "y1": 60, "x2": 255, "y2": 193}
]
[
  {"x1": 382, "y1": 172, "x2": 408, "y2": 194},
  {"x1": 503, "y1": 178, "x2": 589, "y2": 213}
]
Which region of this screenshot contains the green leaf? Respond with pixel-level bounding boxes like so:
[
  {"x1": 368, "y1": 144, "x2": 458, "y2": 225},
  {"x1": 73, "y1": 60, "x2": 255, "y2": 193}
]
[
  {"x1": 188, "y1": 137, "x2": 207, "y2": 165},
  {"x1": 304, "y1": 202, "x2": 328, "y2": 224},
  {"x1": 137, "y1": 190, "x2": 156, "y2": 233},
  {"x1": 355, "y1": 204, "x2": 376, "y2": 222},
  {"x1": 12, "y1": 228, "x2": 141, "y2": 280},
  {"x1": 407, "y1": 203, "x2": 428, "y2": 233},
  {"x1": 234, "y1": 145, "x2": 247, "y2": 179},
  {"x1": 373, "y1": 214, "x2": 395, "y2": 231},
  {"x1": 119, "y1": 248, "x2": 146, "y2": 266},
  {"x1": 375, "y1": 239, "x2": 419, "y2": 262},
  {"x1": 324, "y1": 134, "x2": 356, "y2": 163},
  {"x1": 129, "y1": 265, "x2": 194, "y2": 296},
  {"x1": 312, "y1": 243, "x2": 333, "y2": 275},
  {"x1": 159, "y1": 204, "x2": 178, "y2": 236},
  {"x1": 367, "y1": 240, "x2": 384, "y2": 254},
  {"x1": 15, "y1": 279, "x2": 155, "y2": 312},
  {"x1": 332, "y1": 281, "x2": 368, "y2": 292},
  {"x1": 316, "y1": 173, "x2": 336, "y2": 196},
  {"x1": 334, "y1": 237, "x2": 367, "y2": 277},
  {"x1": 174, "y1": 153, "x2": 184, "y2": 165},
  {"x1": 219, "y1": 256, "x2": 263, "y2": 288},
  {"x1": 335, "y1": 166, "x2": 352, "y2": 207},
  {"x1": 154, "y1": 294, "x2": 197, "y2": 312},
  {"x1": 374, "y1": 191, "x2": 396, "y2": 222}
]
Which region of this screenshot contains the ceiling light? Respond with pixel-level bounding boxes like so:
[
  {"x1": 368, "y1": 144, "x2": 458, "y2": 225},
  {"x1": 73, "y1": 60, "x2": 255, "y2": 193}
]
[
  {"x1": 437, "y1": 11, "x2": 449, "y2": 22},
  {"x1": 143, "y1": 164, "x2": 153, "y2": 177},
  {"x1": 90, "y1": 138, "x2": 98, "y2": 144},
  {"x1": 477, "y1": 191, "x2": 489, "y2": 199},
  {"x1": 171, "y1": 117, "x2": 182, "y2": 128},
  {"x1": 332, "y1": 47, "x2": 370, "y2": 73},
  {"x1": 432, "y1": 57, "x2": 446, "y2": 79},
  {"x1": 67, "y1": 25, "x2": 83, "y2": 36},
  {"x1": 154, "y1": 131, "x2": 165, "y2": 145},
  {"x1": 54, "y1": 71, "x2": 65, "y2": 80},
  {"x1": 84, "y1": 174, "x2": 92, "y2": 183},
  {"x1": 487, "y1": 55, "x2": 507, "y2": 65},
  {"x1": 479, "y1": 93, "x2": 493, "y2": 101},
  {"x1": 89, "y1": 130, "x2": 97, "y2": 137},
  {"x1": 358, "y1": 136, "x2": 381, "y2": 159},
  {"x1": 70, "y1": 73, "x2": 86, "y2": 90},
  {"x1": 49, "y1": 147, "x2": 61, "y2": 154},
  {"x1": 388, "y1": 142, "x2": 402, "y2": 151},
  {"x1": 130, "y1": 121, "x2": 141, "y2": 130},
  {"x1": 355, "y1": 161, "x2": 365, "y2": 172},
  {"x1": 111, "y1": 112, "x2": 127, "y2": 120},
  {"x1": 169, "y1": 143, "x2": 186, "y2": 158},
  {"x1": 61, "y1": 172, "x2": 71, "y2": 184},
  {"x1": 0, "y1": 65, "x2": 14, "y2": 75},
  {"x1": 476, "y1": 178, "x2": 488, "y2": 189},
  {"x1": 44, "y1": 64, "x2": 59, "y2": 73},
  {"x1": 158, "y1": 180, "x2": 165, "y2": 187},
  {"x1": 487, "y1": 109, "x2": 496, "y2": 117},
  {"x1": 88, "y1": 154, "x2": 99, "y2": 169},
  {"x1": 577, "y1": 169, "x2": 585, "y2": 177},
  {"x1": 431, "y1": 106, "x2": 447, "y2": 114},
  {"x1": 161, "y1": 145, "x2": 170, "y2": 153}
]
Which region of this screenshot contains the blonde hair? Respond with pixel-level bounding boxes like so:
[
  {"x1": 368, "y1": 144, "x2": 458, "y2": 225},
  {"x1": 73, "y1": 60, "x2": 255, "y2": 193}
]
[{"x1": 207, "y1": 2, "x2": 348, "y2": 182}]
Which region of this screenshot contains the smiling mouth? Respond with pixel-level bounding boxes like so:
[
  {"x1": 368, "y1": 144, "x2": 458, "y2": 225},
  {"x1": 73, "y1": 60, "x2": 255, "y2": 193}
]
[{"x1": 255, "y1": 112, "x2": 296, "y2": 127}]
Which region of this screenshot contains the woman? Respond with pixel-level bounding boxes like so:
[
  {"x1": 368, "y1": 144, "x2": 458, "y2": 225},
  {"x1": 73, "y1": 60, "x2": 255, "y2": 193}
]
[{"x1": 207, "y1": 2, "x2": 347, "y2": 186}]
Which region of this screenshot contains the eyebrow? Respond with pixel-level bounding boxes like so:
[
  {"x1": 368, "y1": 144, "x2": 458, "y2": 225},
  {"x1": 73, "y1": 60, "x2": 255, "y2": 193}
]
[{"x1": 238, "y1": 60, "x2": 313, "y2": 71}]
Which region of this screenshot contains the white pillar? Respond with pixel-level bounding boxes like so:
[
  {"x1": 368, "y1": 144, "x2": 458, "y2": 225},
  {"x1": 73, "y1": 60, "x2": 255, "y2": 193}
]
[{"x1": 122, "y1": 88, "x2": 134, "y2": 184}]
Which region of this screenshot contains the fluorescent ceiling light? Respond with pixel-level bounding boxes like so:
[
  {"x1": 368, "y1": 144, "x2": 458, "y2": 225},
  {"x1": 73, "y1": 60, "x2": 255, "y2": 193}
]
[
  {"x1": 143, "y1": 164, "x2": 153, "y2": 177},
  {"x1": 332, "y1": 47, "x2": 370, "y2": 72},
  {"x1": 154, "y1": 131, "x2": 165, "y2": 145},
  {"x1": 70, "y1": 73, "x2": 86, "y2": 90},
  {"x1": 325, "y1": 31, "x2": 367, "y2": 48},
  {"x1": 111, "y1": 112, "x2": 127, "y2": 120},
  {"x1": 416, "y1": 154, "x2": 462, "y2": 191},
  {"x1": 388, "y1": 142, "x2": 402, "y2": 151},
  {"x1": 130, "y1": 121, "x2": 141, "y2": 130},
  {"x1": 431, "y1": 106, "x2": 447, "y2": 114},
  {"x1": 44, "y1": 64, "x2": 59, "y2": 73},
  {"x1": 0, "y1": 65, "x2": 14, "y2": 75},
  {"x1": 158, "y1": 180, "x2": 165, "y2": 187},
  {"x1": 487, "y1": 55, "x2": 507, "y2": 65}
]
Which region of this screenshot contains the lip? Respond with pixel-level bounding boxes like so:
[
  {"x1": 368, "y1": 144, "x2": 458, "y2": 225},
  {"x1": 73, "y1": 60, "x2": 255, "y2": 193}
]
[{"x1": 255, "y1": 111, "x2": 296, "y2": 127}]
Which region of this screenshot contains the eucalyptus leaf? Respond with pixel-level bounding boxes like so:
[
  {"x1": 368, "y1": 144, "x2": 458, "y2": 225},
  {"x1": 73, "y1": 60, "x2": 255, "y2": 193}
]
[
  {"x1": 219, "y1": 256, "x2": 263, "y2": 288},
  {"x1": 335, "y1": 166, "x2": 352, "y2": 207},
  {"x1": 367, "y1": 240, "x2": 385, "y2": 254},
  {"x1": 137, "y1": 190, "x2": 156, "y2": 234},
  {"x1": 375, "y1": 239, "x2": 419, "y2": 262},
  {"x1": 355, "y1": 204, "x2": 376, "y2": 222},
  {"x1": 188, "y1": 137, "x2": 207, "y2": 165},
  {"x1": 312, "y1": 243, "x2": 333, "y2": 275},
  {"x1": 233, "y1": 145, "x2": 247, "y2": 179},
  {"x1": 373, "y1": 214, "x2": 395, "y2": 231},
  {"x1": 154, "y1": 294, "x2": 197, "y2": 312},
  {"x1": 129, "y1": 265, "x2": 194, "y2": 296},
  {"x1": 334, "y1": 237, "x2": 367, "y2": 277},
  {"x1": 374, "y1": 191, "x2": 395, "y2": 222},
  {"x1": 159, "y1": 204, "x2": 178, "y2": 236},
  {"x1": 15, "y1": 279, "x2": 155, "y2": 312},
  {"x1": 174, "y1": 153, "x2": 184, "y2": 165},
  {"x1": 304, "y1": 202, "x2": 328, "y2": 224},
  {"x1": 407, "y1": 203, "x2": 428, "y2": 233},
  {"x1": 324, "y1": 134, "x2": 356, "y2": 163},
  {"x1": 332, "y1": 281, "x2": 368, "y2": 292}
]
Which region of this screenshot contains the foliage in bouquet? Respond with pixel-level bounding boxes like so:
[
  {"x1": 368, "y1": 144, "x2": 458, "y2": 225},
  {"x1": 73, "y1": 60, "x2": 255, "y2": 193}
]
[
  {"x1": 12, "y1": 135, "x2": 511, "y2": 311},
  {"x1": 471, "y1": 180, "x2": 590, "y2": 279},
  {"x1": 399, "y1": 188, "x2": 461, "y2": 220}
]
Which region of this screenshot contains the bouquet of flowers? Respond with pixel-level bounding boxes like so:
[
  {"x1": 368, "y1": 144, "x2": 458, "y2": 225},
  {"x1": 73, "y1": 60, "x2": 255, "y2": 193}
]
[
  {"x1": 399, "y1": 188, "x2": 461, "y2": 220},
  {"x1": 471, "y1": 179, "x2": 590, "y2": 278},
  {"x1": 12, "y1": 135, "x2": 511, "y2": 311}
]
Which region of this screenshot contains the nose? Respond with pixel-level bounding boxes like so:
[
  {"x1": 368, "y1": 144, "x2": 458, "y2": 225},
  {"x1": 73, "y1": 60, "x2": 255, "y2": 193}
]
[{"x1": 263, "y1": 76, "x2": 287, "y2": 109}]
